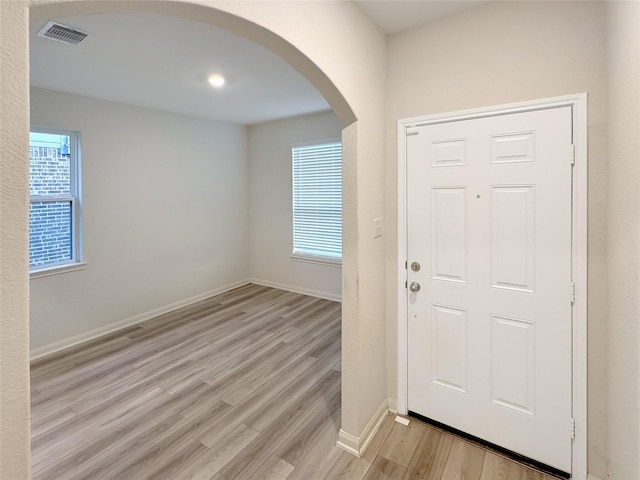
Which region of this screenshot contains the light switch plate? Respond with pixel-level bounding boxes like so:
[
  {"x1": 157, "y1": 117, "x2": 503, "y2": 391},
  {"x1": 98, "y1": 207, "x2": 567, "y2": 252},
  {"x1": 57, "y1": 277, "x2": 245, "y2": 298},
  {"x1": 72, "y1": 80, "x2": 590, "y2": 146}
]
[{"x1": 373, "y1": 217, "x2": 383, "y2": 238}]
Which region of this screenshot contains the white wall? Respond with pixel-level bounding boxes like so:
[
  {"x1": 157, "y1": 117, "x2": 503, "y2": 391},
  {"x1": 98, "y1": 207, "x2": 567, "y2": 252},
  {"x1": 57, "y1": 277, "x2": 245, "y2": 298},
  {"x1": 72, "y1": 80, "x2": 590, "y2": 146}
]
[
  {"x1": 30, "y1": 87, "x2": 250, "y2": 354},
  {"x1": 0, "y1": 1, "x2": 31, "y2": 476},
  {"x1": 606, "y1": 2, "x2": 640, "y2": 479},
  {"x1": 249, "y1": 110, "x2": 342, "y2": 301},
  {"x1": 385, "y1": 1, "x2": 608, "y2": 477}
]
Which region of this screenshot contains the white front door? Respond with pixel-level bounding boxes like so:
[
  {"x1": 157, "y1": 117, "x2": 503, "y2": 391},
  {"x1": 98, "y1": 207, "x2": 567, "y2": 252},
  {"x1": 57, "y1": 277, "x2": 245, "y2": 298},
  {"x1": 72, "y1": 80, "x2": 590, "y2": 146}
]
[{"x1": 406, "y1": 107, "x2": 573, "y2": 473}]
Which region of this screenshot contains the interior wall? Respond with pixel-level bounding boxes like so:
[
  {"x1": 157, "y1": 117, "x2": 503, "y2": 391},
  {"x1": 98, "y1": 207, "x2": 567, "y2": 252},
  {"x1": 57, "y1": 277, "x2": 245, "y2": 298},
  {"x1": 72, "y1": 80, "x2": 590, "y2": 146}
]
[
  {"x1": 248, "y1": 110, "x2": 342, "y2": 300},
  {"x1": 0, "y1": 1, "x2": 31, "y2": 477},
  {"x1": 30, "y1": 87, "x2": 250, "y2": 353},
  {"x1": 606, "y1": 1, "x2": 640, "y2": 478},
  {"x1": 385, "y1": 1, "x2": 608, "y2": 477}
]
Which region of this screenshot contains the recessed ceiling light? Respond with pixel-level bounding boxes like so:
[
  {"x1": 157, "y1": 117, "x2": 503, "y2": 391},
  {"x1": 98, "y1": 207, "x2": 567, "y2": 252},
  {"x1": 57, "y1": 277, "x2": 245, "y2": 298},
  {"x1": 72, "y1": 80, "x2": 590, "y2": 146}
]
[{"x1": 207, "y1": 74, "x2": 225, "y2": 88}]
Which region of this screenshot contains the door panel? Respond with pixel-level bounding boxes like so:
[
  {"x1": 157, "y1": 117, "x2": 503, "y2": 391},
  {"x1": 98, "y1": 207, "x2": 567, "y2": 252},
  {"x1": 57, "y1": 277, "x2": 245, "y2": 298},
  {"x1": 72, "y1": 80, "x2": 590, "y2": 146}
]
[
  {"x1": 431, "y1": 304, "x2": 468, "y2": 393},
  {"x1": 432, "y1": 187, "x2": 467, "y2": 283},
  {"x1": 491, "y1": 185, "x2": 536, "y2": 292},
  {"x1": 491, "y1": 314, "x2": 535, "y2": 415},
  {"x1": 407, "y1": 107, "x2": 573, "y2": 473}
]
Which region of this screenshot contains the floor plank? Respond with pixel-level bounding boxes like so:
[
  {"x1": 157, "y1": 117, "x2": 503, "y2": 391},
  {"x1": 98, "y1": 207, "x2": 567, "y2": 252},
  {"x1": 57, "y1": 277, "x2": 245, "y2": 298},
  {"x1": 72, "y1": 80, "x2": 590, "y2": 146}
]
[
  {"x1": 440, "y1": 438, "x2": 485, "y2": 480},
  {"x1": 285, "y1": 420, "x2": 343, "y2": 480},
  {"x1": 403, "y1": 426, "x2": 454, "y2": 479},
  {"x1": 363, "y1": 456, "x2": 406, "y2": 480},
  {"x1": 251, "y1": 454, "x2": 295, "y2": 480},
  {"x1": 173, "y1": 423, "x2": 260, "y2": 480},
  {"x1": 379, "y1": 419, "x2": 427, "y2": 468},
  {"x1": 324, "y1": 451, "x2": 373, "y2": 480}
]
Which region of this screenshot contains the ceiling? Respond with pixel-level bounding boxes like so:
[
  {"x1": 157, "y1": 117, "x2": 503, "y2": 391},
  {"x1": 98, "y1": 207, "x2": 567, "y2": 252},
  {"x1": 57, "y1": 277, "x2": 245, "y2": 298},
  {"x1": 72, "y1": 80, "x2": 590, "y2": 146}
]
[
  {"x1": 353, "y1": 0, "x2": 488, "y2": 35},
  {"x1": 29, "y1": 2, "x2": 486, "y2": 125},
  {"x1": 29, "y1": 13, "x2": 330, "y2": 125}
]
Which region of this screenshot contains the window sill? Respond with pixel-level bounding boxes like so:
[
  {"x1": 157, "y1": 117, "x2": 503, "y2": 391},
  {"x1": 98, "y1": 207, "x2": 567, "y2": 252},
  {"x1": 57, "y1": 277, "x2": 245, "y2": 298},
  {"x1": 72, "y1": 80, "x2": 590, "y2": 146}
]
[
  {"x1": 30, "y1": 262, "x2": 87, "y2": 279},
  {"x1": 290, "y1": 254, "x2": 341, "y2": 268}
]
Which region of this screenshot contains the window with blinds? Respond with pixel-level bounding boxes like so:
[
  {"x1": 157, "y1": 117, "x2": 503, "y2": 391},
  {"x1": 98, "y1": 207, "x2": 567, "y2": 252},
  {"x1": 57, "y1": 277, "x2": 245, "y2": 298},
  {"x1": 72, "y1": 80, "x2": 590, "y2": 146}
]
[{"x1": 292, "y1": 140, "x2": 342, "y2": 264}]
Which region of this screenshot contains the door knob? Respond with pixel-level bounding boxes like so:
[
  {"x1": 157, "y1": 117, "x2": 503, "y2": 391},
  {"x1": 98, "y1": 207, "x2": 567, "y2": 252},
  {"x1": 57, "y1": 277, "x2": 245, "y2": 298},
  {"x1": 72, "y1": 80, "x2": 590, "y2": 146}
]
[{"x1": 409, "y1": 281, "x2": 421, "y2": 292}]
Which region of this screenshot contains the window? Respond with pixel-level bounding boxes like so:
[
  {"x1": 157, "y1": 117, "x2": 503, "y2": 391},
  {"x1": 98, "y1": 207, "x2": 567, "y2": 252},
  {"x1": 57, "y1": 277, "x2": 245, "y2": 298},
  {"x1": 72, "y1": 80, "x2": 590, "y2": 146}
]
[
  {"x1": 29, "y1": 127, "x2": 82, "y2": 274},
  {"x1": 292, "y1": 139, "x2": 342, "y2": 265}
]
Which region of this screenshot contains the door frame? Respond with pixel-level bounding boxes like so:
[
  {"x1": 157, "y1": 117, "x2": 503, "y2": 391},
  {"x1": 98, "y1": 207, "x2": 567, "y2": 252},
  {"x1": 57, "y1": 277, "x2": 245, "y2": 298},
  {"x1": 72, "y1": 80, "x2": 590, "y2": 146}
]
[{"x1": 396, "y1": 93, "x2": 587, "y2": 479}]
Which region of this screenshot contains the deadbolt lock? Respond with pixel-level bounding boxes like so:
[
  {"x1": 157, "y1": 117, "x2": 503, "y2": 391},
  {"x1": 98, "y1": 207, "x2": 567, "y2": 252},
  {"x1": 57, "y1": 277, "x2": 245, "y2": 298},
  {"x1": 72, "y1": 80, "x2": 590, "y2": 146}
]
[{"x1": 410, "y1": 261, "x2": 421, "y2": 272}]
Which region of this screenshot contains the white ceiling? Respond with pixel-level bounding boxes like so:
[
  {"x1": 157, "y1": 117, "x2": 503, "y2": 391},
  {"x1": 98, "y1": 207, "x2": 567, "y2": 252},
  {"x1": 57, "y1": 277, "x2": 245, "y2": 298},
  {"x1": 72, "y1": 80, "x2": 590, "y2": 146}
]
[
  {"x1": 29, "y1": 2, "x2": 486, "y2": 125},
  {"x1": 353, "y1": 0, "x2": 488, "y2": 35},
  {"x1": 30, "y1": 13, "x2": 332, "y2": 125}
]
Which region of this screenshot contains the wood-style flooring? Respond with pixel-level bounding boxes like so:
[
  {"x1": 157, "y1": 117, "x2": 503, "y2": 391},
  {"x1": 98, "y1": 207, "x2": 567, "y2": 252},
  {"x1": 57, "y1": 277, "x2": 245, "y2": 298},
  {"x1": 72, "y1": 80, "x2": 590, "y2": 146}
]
[{"x1": 31, "y1": 284, "x2": 560, "y2": 480}]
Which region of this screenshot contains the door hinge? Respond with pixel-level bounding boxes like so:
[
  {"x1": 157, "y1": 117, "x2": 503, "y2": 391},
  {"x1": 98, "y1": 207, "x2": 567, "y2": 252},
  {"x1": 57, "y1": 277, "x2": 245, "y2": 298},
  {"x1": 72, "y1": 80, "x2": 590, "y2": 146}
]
[
  {"x1": 570, "y1": 417, "x2": 576, "y2": 439},
  {"x1": 570, "y1": 281, "x2": 576, "y2": 305},
  {"x1": 406, "y1": 126, "x2": 419, "y2": 136},
  {"x1": 570, "y1": 144, "x2": 575, "y2": 166}
]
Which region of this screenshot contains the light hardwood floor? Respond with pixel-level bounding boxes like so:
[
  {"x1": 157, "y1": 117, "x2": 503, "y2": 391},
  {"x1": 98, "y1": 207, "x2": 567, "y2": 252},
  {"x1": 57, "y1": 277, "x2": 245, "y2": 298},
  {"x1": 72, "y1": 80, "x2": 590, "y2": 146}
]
[{"x1": 31, "y1": 284, "x2": 560, "y2": 479}]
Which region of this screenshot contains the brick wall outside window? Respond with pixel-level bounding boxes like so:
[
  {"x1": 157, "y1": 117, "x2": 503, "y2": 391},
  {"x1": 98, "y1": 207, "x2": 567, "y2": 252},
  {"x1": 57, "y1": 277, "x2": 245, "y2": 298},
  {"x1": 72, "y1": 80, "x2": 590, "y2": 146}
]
[{"x1": 29, "y1": 146, "x2": 73, "y2": 267}]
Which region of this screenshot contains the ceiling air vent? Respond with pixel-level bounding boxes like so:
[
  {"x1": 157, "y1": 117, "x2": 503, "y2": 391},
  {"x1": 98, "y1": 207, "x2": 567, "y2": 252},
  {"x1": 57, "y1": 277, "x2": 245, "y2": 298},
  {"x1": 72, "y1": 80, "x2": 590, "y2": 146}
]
[{"x1": 37, "y1": 21, "x2": 88, "y2": 45}]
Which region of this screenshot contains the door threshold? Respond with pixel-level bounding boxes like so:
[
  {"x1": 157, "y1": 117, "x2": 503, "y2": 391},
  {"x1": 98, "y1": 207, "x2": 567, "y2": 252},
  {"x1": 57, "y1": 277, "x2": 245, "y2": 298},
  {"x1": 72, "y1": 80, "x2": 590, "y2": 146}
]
[{"x1": 408, "y1": 411, "x2": 571, "y2": 479}]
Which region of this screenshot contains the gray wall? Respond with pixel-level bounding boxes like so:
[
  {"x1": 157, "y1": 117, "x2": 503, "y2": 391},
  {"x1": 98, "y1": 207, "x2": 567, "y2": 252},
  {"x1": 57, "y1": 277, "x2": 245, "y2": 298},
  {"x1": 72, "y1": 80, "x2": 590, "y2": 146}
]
[
  {"x1": 248, "y1": 111, "x2": 342, "y2": 300},
  {"x1": 30, "y1": 87, "x2": 250, "y2": 353}
]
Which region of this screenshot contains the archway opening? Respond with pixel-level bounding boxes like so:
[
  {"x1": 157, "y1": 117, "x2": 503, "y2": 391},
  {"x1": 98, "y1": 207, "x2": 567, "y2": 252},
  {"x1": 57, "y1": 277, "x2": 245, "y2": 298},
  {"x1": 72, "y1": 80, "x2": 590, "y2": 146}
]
[{"x1": 28, "y1": 1, "x2": 358, "y2": 477}]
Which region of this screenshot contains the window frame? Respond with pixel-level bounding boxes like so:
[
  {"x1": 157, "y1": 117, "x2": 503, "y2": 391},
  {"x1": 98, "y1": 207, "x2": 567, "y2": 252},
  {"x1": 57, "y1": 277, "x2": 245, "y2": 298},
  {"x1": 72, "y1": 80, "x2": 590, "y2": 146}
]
[
  {"x1": 291, "y1": 137, "x2": 342, "y2": 267},
  {"x1": 29, "y1": 126, "x2": 84, "y2": 277}
]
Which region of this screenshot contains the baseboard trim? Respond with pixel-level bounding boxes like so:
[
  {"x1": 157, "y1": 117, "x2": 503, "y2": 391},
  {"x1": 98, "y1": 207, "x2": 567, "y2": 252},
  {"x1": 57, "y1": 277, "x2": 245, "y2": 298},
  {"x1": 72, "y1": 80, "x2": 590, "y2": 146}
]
[
  {"x1": 337, "y1": 398, "x2": 388, "y2": 457},
  {"x1": 587, "y1": 475, "x2": 603, "y2": 480},
  {"x1": 387, "y1": 397, "x2": 398, "y2": 415},
  {"x1": 30, "y1": 280, "x2": 250, "y2": 361},
  {"x1": 250, "y1": 278, "x2": 341, "y2": 302},
  {"x1": 336, "y1": 429, "x2": 361, "y2": 457}
]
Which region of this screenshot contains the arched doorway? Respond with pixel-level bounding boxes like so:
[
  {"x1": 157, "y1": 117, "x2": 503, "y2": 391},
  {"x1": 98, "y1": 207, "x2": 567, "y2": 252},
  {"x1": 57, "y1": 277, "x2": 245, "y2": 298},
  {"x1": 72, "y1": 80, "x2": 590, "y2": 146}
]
[{"x1": 2, "y1": 2, "x2": 390, "y2": 476}]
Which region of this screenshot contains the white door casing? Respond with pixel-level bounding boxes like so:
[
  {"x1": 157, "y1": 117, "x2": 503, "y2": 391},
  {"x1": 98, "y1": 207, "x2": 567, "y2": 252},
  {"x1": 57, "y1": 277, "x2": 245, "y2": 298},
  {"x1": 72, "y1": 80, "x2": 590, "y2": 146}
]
[{"x1": 396, "y1": 94, "x2": 588, "y2": 479}]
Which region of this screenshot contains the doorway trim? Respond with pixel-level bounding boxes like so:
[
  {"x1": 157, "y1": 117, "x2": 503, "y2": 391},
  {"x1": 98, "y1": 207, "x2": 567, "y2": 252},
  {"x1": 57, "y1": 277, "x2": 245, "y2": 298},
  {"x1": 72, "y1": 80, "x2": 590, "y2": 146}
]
[{"x1": 396, "y1": 93, "x2": 587, "y2": 479}]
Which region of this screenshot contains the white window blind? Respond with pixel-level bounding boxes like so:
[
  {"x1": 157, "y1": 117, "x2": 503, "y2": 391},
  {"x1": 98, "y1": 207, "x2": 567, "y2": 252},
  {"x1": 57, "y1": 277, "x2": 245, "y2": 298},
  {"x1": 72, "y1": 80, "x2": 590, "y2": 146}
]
[{"x1": 292, "y1": 140, "x2": 342, "y2": 263}]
